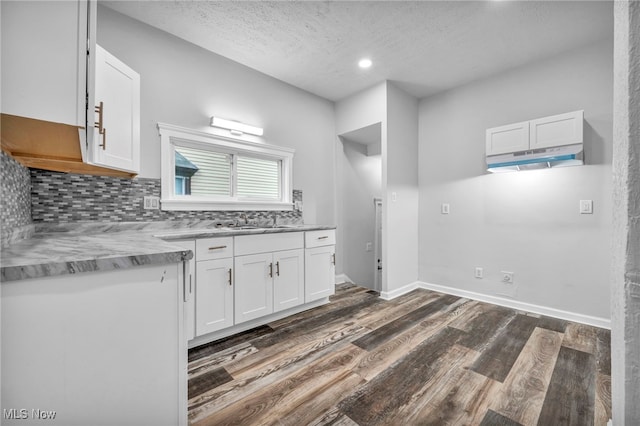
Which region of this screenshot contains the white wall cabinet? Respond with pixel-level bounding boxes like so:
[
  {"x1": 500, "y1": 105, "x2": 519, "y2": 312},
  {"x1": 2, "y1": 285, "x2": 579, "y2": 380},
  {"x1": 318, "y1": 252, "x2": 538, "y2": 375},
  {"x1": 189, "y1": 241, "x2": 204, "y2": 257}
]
[
  {"x1": 87, "y1": 45, "x2": 141, "y2": 173},
  {"x1": 304, "y1": 230, "x2": 336, "y2": 303},
  {"x1": 486, "y1": 110, "x2": 583, "y2": 156},
  {"x1": 1, "y1": 0, "x2": 88, "y2": 126}
]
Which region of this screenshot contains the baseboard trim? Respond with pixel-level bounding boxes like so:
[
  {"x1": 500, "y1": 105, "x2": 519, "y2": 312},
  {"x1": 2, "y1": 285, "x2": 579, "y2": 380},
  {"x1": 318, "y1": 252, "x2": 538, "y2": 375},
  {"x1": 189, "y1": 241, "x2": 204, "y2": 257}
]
[
  {"x1": 335, "y1": 273, "x2": 353, "y2": 285},
  {"x1": 380, "y1": 281, "x2": 421, "y2": 301},
  {"x1": 418, "y1": 281, "x2": 610, "y2": 329}
]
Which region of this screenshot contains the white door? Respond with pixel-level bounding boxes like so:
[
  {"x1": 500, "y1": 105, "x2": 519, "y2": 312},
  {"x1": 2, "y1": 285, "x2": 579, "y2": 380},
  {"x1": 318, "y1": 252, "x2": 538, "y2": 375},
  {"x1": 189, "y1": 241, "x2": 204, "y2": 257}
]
[
  {"x1": 195, "y1": 258, "x2": 233, "y2": 336},
  {"x1": 234, "y1": 253, "x2": 274, "y2": 324},
  {"x1": 305, "y1": 245, "x2": 335, "y2": 303},
  {"x1": 92, "y1": 44, "x2": 140, "y2": 173},
  {"x1": 374, "y1": 198, "x2": 383, "y2": 292},
  {"x1": 273, "y1": 249, "x2": 304, "y2": 313}
]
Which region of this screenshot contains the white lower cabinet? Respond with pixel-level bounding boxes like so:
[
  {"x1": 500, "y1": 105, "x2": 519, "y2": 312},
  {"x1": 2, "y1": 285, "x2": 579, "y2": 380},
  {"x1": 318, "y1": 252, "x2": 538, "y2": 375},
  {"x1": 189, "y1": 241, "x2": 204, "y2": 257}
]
[
  {"x1": 234, "y1": 252, "x2": 274, "y2": 324},
  {"x1": 304, "y1": 229, "x2": 336, "y2": 303},
  {"x1": 305, "y1": 246, "x2": 336, "y2": 302},
  {"x1": 196, "y1": 257, "x2": 234, "y2": 335},
  {"x1": 171, "y1": 240, "x2": 196, "y2": 341},
  {"x1": 273, "y1": 249, "x2": 305, "y2": 313}
]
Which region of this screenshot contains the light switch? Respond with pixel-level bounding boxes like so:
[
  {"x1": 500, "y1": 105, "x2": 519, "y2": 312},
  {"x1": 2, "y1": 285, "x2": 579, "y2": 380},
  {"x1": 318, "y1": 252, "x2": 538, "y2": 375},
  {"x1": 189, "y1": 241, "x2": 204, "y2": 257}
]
[
  {"x1": 580, "y1": 200, "x2": 593, "y2": 214},
  {"x1": 441, "y1": 203, "x2": 450, "y2": 215}
]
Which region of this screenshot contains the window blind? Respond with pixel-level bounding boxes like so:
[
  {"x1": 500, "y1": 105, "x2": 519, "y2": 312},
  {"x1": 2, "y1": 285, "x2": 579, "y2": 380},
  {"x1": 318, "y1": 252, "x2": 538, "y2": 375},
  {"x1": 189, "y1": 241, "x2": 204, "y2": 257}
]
[
  {"x1": 175, "y1": 147, "x2": 231, "y2": 196},
  {"x1": 236, "y1": 156, "x2": 281, "y2": 200}
]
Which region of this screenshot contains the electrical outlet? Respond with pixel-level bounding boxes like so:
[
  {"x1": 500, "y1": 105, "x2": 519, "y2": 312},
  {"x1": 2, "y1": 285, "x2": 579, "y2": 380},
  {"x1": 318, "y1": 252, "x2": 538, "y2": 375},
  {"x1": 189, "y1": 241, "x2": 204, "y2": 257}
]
[
  {"x1": 501, "y1": 271, "x2": 514, "y2": 284},
  {"x1": 365, "y1": 242, "x2": 373, "y2": 252},
  {"x1": 441, "y1": 203, "x2": 450, "y2": 215},
  {"x1": 474, "y1": 267, "x2": 483, "y2": 279},
  {"x1": 143, "y1": 196, "x2": 160, "y2": 210}
]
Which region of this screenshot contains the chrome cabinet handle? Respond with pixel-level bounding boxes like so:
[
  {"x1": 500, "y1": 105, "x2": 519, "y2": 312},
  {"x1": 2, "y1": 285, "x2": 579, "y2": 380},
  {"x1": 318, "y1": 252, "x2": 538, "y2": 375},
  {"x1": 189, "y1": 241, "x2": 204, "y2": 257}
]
[
  {"x1": 228, "y1": 268, "x2": 232, "y2": 286},
  {"x1": 208, "y1": 245, "x2": 227, "y2": 251},
  {"x1": 95, "y1": 102, "x2": 106, "y2": 150},
  {"x1": 331, "y1": 253, "x2": 336, "y2": 265},
  {"x1": 269, "y1": 262, "x2": 273, "y2": 278},
  {"x1": 276, "y1": 261, "x2": 280, "y2": 276}
]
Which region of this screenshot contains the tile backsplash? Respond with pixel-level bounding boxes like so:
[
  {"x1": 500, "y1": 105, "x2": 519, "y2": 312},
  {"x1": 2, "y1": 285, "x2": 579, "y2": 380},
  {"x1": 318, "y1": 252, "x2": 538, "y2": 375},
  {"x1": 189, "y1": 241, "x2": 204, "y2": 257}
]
[
  {"x1": 1, "y1": 151, "x2": 32, "y2": 230},
  {"x1": 30, "y1": 169, "x2": 302, "y2": 224}
]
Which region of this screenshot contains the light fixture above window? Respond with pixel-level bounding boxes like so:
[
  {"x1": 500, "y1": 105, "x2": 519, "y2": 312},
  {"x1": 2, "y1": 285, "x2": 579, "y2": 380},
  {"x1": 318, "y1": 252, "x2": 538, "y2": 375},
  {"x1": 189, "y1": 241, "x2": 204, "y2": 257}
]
[{"x1": 210, "y1": 116, "x2": 264, "y2": 136}]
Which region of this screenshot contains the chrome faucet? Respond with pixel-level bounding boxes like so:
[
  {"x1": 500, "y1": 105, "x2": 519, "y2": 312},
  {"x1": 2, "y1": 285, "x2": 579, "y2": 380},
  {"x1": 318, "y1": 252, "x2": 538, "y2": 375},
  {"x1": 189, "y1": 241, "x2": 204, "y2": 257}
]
[
  {"x1": 272, "y1": 212, "x2": 278, "y2": 227},
  {"x1": 238, "y1": 213, "x2": 248, "y2": 226}
]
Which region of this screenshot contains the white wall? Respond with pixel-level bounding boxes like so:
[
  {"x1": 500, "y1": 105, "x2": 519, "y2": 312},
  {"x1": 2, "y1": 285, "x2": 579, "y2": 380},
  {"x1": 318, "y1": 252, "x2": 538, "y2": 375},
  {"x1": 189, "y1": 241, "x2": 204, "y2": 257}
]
[
  {"x1": 385, "y1": 83, "x2": 419, "y2": 297},
  {"x1": 335, "y1": 83, "x2": 386, "y2": 278},
  {"x1": 97, "y1": 6, "x2": 336, "y2": 225},
  {"x1": 418, "y1": 39, "x2": 614, "y2": 321}
]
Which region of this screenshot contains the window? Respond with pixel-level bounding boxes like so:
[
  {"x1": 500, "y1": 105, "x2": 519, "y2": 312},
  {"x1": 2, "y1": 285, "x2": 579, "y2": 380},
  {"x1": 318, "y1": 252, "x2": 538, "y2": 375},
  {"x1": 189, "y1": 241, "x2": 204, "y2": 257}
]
[{"x1": 158, "y1": 123, "x2": 294, "y2": 211}]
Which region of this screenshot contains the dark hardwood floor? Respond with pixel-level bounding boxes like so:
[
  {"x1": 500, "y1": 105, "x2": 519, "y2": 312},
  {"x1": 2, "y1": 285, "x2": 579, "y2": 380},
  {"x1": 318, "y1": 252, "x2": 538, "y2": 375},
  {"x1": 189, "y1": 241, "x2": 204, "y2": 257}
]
[{"x1": 187, "y1": 283, "x2": 611, "y2": 426}]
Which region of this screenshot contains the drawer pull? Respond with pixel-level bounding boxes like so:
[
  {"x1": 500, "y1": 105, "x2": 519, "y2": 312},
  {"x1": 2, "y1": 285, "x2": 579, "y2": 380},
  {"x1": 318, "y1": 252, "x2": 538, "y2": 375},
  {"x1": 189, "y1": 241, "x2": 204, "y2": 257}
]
[
  {"x1": 317, "y1": 236, "x2": 329, "y2": 240},
  {"x1": 208, "y1": 245, "x2": 227, "y2": 251},
  {"x1": 228, "y1": 268, "x2": 232, "y2": 286}
]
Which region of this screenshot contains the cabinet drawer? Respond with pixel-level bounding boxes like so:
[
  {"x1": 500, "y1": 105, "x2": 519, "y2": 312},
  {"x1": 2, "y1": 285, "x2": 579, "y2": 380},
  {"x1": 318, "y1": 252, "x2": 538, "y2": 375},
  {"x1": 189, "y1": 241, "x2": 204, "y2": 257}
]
[
  {"x1": 196, "y1": 237, "x2": 234, "y2": 261},
  {"x1": 235, "y1": 232, "x2": 304, "y2": 256},
  {"x1": 305, "y1": 229, "x2": 336, "y2": 248}
]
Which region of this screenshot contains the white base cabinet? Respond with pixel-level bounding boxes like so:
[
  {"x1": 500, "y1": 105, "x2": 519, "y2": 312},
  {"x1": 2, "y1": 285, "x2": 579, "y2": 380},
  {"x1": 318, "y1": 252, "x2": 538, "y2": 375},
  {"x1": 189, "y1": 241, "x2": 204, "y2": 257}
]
[
  {"x1": 234, "y1": 253, "x2": 274, "y2": 324},
  {"x1": 305, "y1": 246, "x2": 336, "y2": 302},
  {"x1": 273, "y1": 249, "x2": 305, "y2": 313},
  {"x1": 1, "y1": 264, "x2": 187, "y2": 426},
  {"x1": 196, "y1": 257, "x2": 234, "y2": 335}
]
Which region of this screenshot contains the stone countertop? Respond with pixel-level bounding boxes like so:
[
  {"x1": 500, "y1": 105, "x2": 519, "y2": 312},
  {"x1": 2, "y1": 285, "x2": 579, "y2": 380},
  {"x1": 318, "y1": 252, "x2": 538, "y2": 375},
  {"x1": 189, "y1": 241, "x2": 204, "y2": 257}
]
[{"x1": 0, "y1": 223, "x2": 335, "y2": 282}]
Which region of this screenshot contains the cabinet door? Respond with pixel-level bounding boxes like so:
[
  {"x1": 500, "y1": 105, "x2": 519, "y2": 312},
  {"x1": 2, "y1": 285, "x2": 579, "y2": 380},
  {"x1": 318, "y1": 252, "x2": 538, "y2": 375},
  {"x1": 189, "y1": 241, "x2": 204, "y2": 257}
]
[
  {"x1": 234, "y1": 253, "x2": 274, "y2": 324},
  {"x1": 91, "y1": 44, "x2": 140, "y2": 173},
  {"x1": 273, "y1": 249, "x2": 304, "y2": 313},
  {"x1": 195, "y1": 258, "x2": 233, "y2": 336},
  {"x1": 172, "y1": 240, "x2": 196, "y2": 341},
  {"x1": 305, "y1": 246, "x2": 336, "y2": 303},
  {"x1": 1, "y1": 0, "x2": 88, "y2": 126},
  {"x1": 530, "y1": 110, "x2": 583, "y2": 149},
  {"x1": 485, "y1": 121, "x2": 530, "y2": 155}
]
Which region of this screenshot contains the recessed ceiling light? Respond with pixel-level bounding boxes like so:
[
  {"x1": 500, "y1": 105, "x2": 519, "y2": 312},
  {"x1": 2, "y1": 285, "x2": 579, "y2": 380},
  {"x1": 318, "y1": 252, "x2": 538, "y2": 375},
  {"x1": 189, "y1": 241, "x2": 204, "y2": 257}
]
[{"x1": 358, "y1": 58, "x2": 372, "y2": 69}]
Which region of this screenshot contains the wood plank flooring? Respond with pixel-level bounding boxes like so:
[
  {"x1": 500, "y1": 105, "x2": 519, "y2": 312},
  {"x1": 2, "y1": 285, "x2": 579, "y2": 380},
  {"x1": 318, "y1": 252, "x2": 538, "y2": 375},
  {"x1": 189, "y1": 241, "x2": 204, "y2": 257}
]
[{"x1": 188, "y1": 284, "x2": 611, "y2": 426}]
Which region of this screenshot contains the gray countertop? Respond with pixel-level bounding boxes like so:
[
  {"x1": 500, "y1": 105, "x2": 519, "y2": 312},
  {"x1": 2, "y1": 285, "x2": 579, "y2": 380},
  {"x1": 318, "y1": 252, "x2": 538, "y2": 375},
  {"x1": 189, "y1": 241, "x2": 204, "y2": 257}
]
[{"x1": 1, "y1": 222, "x2": 335, "y2": 282}]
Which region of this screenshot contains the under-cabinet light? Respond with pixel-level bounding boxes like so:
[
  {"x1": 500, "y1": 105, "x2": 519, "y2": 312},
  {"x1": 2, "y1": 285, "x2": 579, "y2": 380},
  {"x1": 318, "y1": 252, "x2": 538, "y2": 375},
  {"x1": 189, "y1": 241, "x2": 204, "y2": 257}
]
[{"x1": 210, "y1": 116, "x2": 264, "y2": 136}]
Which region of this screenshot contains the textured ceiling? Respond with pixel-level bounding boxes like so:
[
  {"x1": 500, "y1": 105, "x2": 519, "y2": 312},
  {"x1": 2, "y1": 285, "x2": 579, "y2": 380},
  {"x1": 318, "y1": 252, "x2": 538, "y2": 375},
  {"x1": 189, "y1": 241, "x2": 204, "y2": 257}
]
[{"x1": 101, "y1": 1, "x2": 613, "y2": 102}]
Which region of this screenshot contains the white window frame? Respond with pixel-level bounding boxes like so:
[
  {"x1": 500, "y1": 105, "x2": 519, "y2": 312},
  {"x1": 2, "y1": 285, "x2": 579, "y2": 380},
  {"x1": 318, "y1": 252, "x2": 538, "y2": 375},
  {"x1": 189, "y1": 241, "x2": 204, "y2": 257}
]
[{"x1": 158, "y1": 123, "x2": 294, "y2": 211}]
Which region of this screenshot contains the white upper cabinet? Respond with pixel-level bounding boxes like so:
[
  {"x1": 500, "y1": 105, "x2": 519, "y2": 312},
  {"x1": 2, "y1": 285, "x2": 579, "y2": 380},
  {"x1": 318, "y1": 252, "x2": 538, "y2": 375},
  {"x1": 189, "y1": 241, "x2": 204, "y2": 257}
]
[
  {"x1": 486, "y1": 111, "x2": 584, "y2": 156},
  {"x1": 529, "y1": 110, "x2": 584, "y2": 150},
  {"x1": 1, "y1": 0, "x2": 88, "y2": 126},
  {"x1": 485, "y1": 121, "x2": 530, "y2": 156},
  {"x1": 87, "y1": 45, "x2": 140, "y2": 173}
]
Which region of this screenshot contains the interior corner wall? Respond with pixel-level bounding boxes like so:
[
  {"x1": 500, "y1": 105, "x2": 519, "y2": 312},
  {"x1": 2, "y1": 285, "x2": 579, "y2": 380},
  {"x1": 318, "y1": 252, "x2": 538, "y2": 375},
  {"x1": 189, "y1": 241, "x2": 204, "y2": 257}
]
[
  {"x1": 335, "y1": 83, "x2": 387, "y2": 279},
  {"x1": 384, "y1": 83, "x2": 419, "y2": 295},
  {"x1": 97, "y1": 5, "x2": 336, "y2": 226},
  {"x1": 611, "y1": 0, "x2": 640, "y2": 422},
  {"x1": 418, "y1": 38, "x2": 614, "y2": 321}
]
